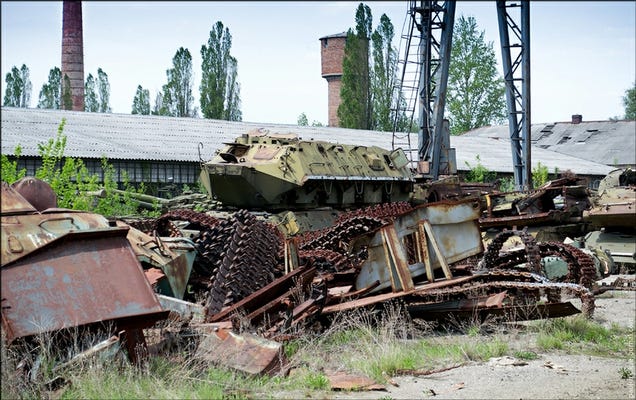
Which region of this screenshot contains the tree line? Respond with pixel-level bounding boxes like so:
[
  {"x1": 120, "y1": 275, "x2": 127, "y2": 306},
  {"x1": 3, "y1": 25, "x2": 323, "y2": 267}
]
[
  {"x1": 4, "y1": 20, "x2": 241, "y2": 121},
  {"x1": 4, "y1": 5, "x2": 635, "y2": 129},
  {"x1": 334, "y1": 4, "x2": 507, "y2": 134}
]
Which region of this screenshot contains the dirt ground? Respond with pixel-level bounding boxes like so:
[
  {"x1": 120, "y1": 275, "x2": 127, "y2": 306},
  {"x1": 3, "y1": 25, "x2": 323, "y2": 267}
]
[{"x1": 328, "y1": 286, "x2": 636, "y2": 400}]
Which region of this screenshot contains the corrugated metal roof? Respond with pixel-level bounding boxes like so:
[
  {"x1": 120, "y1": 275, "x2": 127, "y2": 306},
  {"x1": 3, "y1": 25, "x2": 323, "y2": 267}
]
[
  {"x1": 463, "y1": 120, "x2": 636, "y2": 167},
  {"x1": 0, "y1": 107, "x2": 615, "y2": 176}
]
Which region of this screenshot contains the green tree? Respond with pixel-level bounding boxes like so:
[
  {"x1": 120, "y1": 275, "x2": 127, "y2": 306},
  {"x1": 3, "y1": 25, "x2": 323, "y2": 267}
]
[
  {"x1": 371, "y1": 13, "x2": 400, "y2": 132},
  {"x1": 84, "y1": 68, "x2": 111, "y2": 112},
  {"x1": 3, "y1": 64, "x2": 32, "y2": 107},
  {"x1": 97, "y1": 68, "x2": 111, "y2": 113},
  {"x1": 200, "y1": 21, "x2": 242, "y2": 121},
  {"x1": 532, "y1": 162, "x2": 550, "y2": 187},
  {"x1": 37, "y1": 67, "x2": 62, "y2": 109},
  {"x1": 623, "y1": 82, "x2": 636, "y2": 120},
  {"x1": 131, "y1": 85, "x2": 151, "y2": 115},
  {"x1": 338, "y1": 3, "x2": 372, "y2": 129},
  {"x1": 152, "y1": 91, "x2": 164, "y2": 115},
  {"x1": 162, "y1": 47, "x2": 196, "y2": 117},
  {"x1": 297, "y1": 112, "x2": 309, "y2": 126},
  {"x1": 62, "y1": 74, "x2": 73, "y2": 110},
  {"x1": 447, "y1": 15, "x2": 506, "y2": 135},
  {"x1": 297, "y1": 112, "x2": 324, "y2": 126},
  {"x1": 84, "y1": 73, "x2": 98, "y2": 112}
]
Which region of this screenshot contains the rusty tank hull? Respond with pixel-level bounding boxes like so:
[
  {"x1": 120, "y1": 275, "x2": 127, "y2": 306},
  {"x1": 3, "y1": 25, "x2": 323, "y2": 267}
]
[
  {"x1": 0, "y1": 182, "x2": 168, "y2": 343},
  {"x1": 200, "y1": 129, "x2": 414, "y2": 211}
]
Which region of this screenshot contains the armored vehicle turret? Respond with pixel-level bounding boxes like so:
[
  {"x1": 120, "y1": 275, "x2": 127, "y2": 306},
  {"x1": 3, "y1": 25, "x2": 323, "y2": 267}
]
[{"x1": 200, "y1": 129, "x2": 414, "y2": 211}]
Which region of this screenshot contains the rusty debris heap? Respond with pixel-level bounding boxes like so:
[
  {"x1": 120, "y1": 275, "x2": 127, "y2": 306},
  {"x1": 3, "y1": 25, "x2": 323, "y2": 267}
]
[{"x1": 1, "y1": 132, "x2": 634, "y2": 377}]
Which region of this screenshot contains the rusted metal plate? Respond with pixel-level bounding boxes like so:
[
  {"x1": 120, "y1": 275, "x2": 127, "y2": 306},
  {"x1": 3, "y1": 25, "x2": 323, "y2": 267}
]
[
  {"x1": 195, "y1": 330, "x2": 287, "y2": 376},
  {"x1": 11, "y1": 177, "x2": 58, "y2": 211},
  {"x1": 322, "y1": 275, "x2": 477, "y2": 314},
  {"x1": 479, "y1": 211, "x2": 562, "y2": 228},
  {"x1": 355, "y1": 199, "x2": 483, "y2": 293},
  {"x1": 327, "y1": 371, "x2": 385, "y2": 391},
  {"x1": 1, "y1": 181, "x2": 37, "y2": 215},
  {"x1": 0, "y1": 227, "x2": 168, "y2": 343}
]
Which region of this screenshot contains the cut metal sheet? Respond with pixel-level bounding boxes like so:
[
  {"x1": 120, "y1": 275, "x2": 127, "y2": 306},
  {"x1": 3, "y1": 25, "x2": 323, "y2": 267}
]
[{"x1": 195, "y1": 330, "x2": 287, "y2": 375}]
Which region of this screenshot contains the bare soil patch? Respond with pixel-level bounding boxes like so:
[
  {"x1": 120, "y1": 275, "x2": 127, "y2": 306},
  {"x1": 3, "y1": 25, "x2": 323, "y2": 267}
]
[{"x1": 322, "y1": 289, "x2": 635, "y2": 400}]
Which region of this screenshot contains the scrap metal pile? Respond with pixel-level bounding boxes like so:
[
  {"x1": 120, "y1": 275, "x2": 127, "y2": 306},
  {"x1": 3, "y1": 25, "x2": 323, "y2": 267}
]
[
  {"x1": 2, "y1": 175, "x2": 633, "y2": 376},
  {"x1": 125, "y1": 198, "x2": 601, "y2": 341}
]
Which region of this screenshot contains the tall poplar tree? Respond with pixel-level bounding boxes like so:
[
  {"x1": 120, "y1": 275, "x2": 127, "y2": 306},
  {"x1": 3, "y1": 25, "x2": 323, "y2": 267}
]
[
  {"x1": 38, "y1": 67, "x2": 62, "y2": 109},
  {"x1": 338, "y1": 3, "x2": 372, "y2": 129},
  {"x1": 3, "y1": 64, "x2": 32, "y2": 107},
  {"x1": 131, "y1": 85, "x2": 151, "y2": 115},
  {"x1": 200, "y1": 21, "x2": 242, "y2": 121},
  {"x1": 97, "y1": 68, "x2": 111, "y2": 113},
  {"x1": 162, "y1": 47, "x2": 196, "y2": 117},
  {"x1": 84, "y1": 68, "x2": 111, "y2": 112},
  {"x1": 623, "y1": 82, "x2": 636, "y2": 120},
  {"x1": 152, "y1": 91, "x2": 164, "y2": 116},
  {"x1": 371, "y1": 13, "x2": 400, "y2": 132},
  {"x1": 447, "y1": 15, "x2": 506, "y2": 135},
  {"x1": 84, "y1": 73, "x2": 98, "y2": 112}
]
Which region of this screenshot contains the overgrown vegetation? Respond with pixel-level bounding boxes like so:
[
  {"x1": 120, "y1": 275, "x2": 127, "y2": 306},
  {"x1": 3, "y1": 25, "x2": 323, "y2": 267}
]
[
  {"x1": 2, "y1": 301, "x2": 633, "y2": 399},
  {"x1": 531, "y1": 315, "x2": 632, "y2": 356},
  {"x1": 1, "y1": 119, "x2": 159, "y2": 218},
  {"x1": 464, "y1": 154, "x2": 496, "y2": 183}
]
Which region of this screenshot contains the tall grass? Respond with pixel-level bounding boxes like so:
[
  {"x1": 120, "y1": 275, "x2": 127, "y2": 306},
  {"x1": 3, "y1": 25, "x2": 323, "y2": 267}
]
[{"x1": 2, "y1": 303, "x2": 633, "y2": 399}]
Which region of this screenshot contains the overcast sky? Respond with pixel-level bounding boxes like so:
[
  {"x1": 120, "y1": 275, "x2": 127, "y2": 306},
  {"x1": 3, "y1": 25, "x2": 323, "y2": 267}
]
[{"x1": 2, "y1": 1, "x2": 635, "y2": 125}]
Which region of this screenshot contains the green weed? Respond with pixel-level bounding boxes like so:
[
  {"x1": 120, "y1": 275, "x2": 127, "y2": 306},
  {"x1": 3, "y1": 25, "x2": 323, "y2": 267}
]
[
  {"x1": 514, "y1": 350, "x2": 539, "y2": 360},
  {"x1": 531, "y1": 315, "x2": 633, "y2": 356},
  {"x1": 619, "y1": 367, "x2": 633, "y2": 379}
]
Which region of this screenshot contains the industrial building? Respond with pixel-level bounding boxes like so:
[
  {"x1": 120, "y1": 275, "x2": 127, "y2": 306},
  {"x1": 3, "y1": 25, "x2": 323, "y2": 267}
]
[{"x1": 1, "y1": 107, "x2": 622, "y2": 194}]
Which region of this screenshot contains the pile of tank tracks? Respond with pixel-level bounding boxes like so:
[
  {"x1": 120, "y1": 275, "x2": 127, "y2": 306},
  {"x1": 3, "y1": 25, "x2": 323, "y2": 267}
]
[{"x1": 129, "y1": 203, "x2": 600, "y2": 336}]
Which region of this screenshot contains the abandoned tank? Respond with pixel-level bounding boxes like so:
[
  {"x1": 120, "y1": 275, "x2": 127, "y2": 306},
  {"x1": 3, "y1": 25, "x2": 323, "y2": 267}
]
[
  {"x1": 580, "y1": 168, "x2": 636, "y2": 274},
  {"x1": 199, "y1": 129, "x2": 414, "y2": 211}
]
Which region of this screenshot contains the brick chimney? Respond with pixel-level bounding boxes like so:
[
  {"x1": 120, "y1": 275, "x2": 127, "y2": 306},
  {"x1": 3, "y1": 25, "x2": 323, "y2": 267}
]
[
  {"x1": 571, "y1": 114, "x2": 582, "y2": 124},
  {"x1": 62, "y1": 1, "x2": 85, "y2": 111},
  {"x1": 320, "y1": 32, "x2": 347, "y2": 127}
]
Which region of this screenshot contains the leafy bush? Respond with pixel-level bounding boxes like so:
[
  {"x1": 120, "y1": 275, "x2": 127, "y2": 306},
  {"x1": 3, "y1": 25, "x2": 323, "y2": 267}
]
[
  {"x1": 5, "y1": 119, "x2": 159, "y2": 217},
  {"x1": 464, "y1": 155, "x2": 496, "y2": 183},
  {"x1": 0, "y1": 144, "x2": 27, "y2": 183}
]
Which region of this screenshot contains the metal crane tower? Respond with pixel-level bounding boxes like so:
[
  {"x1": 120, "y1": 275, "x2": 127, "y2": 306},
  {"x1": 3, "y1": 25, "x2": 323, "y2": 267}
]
[
  {"x1": 497, "y1": 1, "x2": 532, "y2": 190},
  {"x1": 392, "y1": 0, "x2": 531, "y2": 189}
]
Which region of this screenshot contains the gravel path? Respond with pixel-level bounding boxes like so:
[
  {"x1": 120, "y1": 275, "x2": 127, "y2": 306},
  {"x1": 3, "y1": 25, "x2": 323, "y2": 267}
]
[{"x1": 329, "y1": 290, "x2": 635, "y2": 400}]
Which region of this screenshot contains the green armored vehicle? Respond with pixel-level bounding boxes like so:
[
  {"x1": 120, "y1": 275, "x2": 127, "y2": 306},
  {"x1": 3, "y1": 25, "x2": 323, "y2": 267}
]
[{"x1": 200, "y1": 129, "x2": 414, "y2": 211}]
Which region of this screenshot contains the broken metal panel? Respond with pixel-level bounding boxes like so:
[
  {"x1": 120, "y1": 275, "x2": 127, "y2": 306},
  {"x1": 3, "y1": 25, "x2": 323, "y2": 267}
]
[
  {"x1": 1, "y1": 181, "x2": 38, "y2": 215},
  {"x1": 157, "y1": 294, "x2": 204, "y2": 322},
  {"x1": 0, "y1": 227, "x2": 168, "y2": 343},
  {"x1": 195, "y1": 330, "x2": 287, "y2": 376},
  {"x1": 355, "y1": 199, "x2": 483, "y2": 292},
  {"x1": 118, "y1": 220, "x2": 196, "y2": 299},
  {"x1": 324, "y1": 275, "x2": 477, "y2": 314}
]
